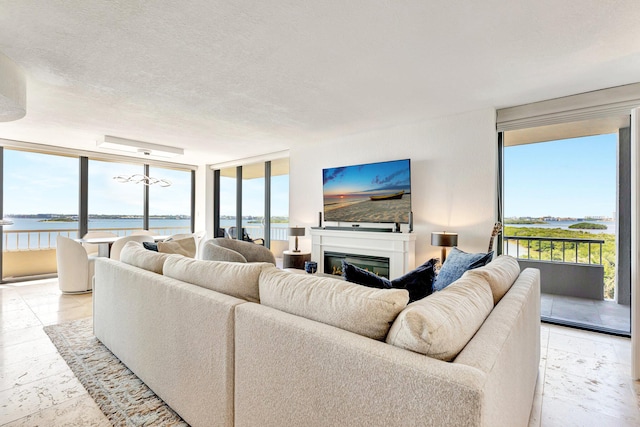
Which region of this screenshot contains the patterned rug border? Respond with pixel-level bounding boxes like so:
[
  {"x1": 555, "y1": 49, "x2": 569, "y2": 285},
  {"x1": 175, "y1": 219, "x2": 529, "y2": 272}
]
[{"x1": 44, "y1": 317, "x2": 188, "y2": 427}]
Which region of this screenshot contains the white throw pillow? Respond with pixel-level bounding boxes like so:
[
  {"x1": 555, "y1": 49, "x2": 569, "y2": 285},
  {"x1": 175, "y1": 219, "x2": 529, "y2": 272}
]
[
  {"x1": 157, "y1": 237, "x2": 197, "y2": 258},
  {"x1": 386, "y1": 273, "x2": 493, "y2": 361},
  {"x1": 119, "y1": 241, "x2": 171, "y2": 274},
  {"x1": 163, "y1": 256, "x2": 272, "y2": 303},
  {"x1": 464, "y1": 255, "x2": 520, "y2": 305},
  {"x1": 259, "y1": 268, "x2": 409, "y2": 340}
]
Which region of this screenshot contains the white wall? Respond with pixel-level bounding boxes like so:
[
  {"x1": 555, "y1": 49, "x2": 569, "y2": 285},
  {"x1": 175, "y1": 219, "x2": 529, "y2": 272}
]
[
  {"x1": 193, "y1": 165, "x2": 212, "y2": 238},
  {"x1": 289, "y1": 108, "x2": 498, "y2": 265}
]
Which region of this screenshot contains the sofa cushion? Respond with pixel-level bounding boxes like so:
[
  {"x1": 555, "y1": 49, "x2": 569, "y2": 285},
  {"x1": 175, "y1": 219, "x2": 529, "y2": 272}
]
[
  {"x1": 163, "y1": 256, "x2": 271, "y2": 303},
  {"x1": 465, "y1": 255, "x2": 521, "y2": 305},
  {"x1": 158, "y1": 237, "x2": 197, "y2": 258},
  {"x1": 120, "y1": 241, "x2": 172, "y2": 274},
  {"x1": 259, "y1": 268, "x2": 409, "y2": 340},
  {"x1": 342, "y1": 259, "x2": 437, "y2": 303},
  {"x1": 433, "y1": 247, "x2": 493, "y2": 291},
  {"x1": 386, "y1": 273, "x2": 493, "y2": 361}
]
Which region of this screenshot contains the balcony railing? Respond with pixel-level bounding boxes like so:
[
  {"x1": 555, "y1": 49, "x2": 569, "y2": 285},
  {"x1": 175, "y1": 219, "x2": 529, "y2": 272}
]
[
  {"x1": 503, "y1": 235, "x2": 604, "y2": 265},
  {"x1": 2, "y1": 225, "x2": 290, "y2": 252}
]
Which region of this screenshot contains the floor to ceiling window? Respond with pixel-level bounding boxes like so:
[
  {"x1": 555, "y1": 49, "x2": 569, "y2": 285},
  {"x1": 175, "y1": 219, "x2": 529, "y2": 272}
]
[
  {"x1": 148, "y1": 166, "x2": 192, "y2": 234},
  {"x1": 218, "y1": 166, "x2": 238, "y2": 238},
  {"x1": 213, "y1": 156, "x2": 289, "y2": 253},
  {"x1": 241, "y1": 162, "x2": 266, "y2": 241},
  {"x1": 2, "y1": 149, "x2": 78, "y2": 280},
  {"x1": 0, "y1": 143, "x2": 196, "y2": 282},
  {"x1": 501, "y1": 116, "x2": 630, "y2": 336},
  {"x1": 88, "y1": 160, "x2": 144, "y2": 233}
]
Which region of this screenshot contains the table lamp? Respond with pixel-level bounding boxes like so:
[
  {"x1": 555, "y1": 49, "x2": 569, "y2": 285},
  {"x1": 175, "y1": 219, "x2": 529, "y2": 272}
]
[
  {"x1": 289, "y1": 227, "x2": 305, "y2": 252},
  {"x1": 431, "y1": 231, "x2": 458, "y2": 263}
]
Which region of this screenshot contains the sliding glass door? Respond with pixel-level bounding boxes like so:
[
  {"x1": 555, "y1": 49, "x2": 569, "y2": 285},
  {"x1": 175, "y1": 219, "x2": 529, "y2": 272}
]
[{"x1": 501, "y1": 117, "x2": 631, "y2": 335}]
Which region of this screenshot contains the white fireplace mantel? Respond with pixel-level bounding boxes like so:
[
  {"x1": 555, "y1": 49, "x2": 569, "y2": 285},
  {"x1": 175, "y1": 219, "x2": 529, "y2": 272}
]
[{"x1": 310, "y1": 228, "x2": 416, "y2": 279}]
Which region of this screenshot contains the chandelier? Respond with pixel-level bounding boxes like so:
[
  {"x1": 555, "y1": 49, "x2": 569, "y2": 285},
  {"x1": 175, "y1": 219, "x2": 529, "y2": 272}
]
[{"x1": 113, "y1": 174, "x2": 172, "y2": 187}]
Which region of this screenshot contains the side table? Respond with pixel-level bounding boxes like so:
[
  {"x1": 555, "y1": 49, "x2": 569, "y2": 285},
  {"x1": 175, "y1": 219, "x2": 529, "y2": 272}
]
[{"x1": 283, "y1": 250, "x2": 311, "y2": 270}]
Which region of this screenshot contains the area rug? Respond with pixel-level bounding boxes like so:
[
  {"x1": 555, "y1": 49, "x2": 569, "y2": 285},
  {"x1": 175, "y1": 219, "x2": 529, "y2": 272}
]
[{"x1": 44, "y1": 317, "x2": 188, "y2": 426}]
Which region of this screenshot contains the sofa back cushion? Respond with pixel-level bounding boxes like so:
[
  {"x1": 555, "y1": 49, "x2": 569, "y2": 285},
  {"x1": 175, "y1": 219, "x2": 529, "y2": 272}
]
[
  {"x1": 163, "y1": 256, "x2": 271, "y2": 303},
  {"x1": 120, "y1": 241, "x2": 172, "y2": 274},
  {"x1": 259, "y1": 268, "x2": 409, "y2": 340},
  {"x1": 465, "y1": 255, "x2": 521, "y2": 305},
  {"x1": 386, "y1": 273, "x2": 493, "y2": 361}
]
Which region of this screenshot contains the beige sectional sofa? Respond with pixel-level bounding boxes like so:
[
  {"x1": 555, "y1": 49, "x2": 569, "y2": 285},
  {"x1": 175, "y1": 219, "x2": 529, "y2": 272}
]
[{"x1": 93, "y1": 241, "x2": 540, "y2": 427}]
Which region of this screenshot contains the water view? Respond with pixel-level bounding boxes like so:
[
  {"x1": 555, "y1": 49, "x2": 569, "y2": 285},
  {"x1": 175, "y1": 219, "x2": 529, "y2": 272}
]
[{"x1": 2, "y1": 217, "x2": 290, "y2": 250}]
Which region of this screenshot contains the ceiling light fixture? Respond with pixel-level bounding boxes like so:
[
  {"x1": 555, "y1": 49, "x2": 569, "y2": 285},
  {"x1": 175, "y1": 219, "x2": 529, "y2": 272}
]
[
  {"x1": 97, "y1": 135, "x2": 184, "y2": 158},
  {"x1": 113, "y1": 174, "x2": 172, "y2": 187},
  {"x1": 0, "y1": 51, "x2": 26, "y2": 122}
]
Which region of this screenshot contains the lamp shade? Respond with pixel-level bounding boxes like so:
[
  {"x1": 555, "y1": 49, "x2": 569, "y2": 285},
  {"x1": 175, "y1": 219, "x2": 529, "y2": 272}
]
[
  {"x1": 289, "y1": 227, "x2": 305, "y2": 237},
  {"x1": 431, "y1": 232, "x2": 458, "y2": 247},
  {"x1": 0, "y1": 51, "x2": 26, "y2": 122}
]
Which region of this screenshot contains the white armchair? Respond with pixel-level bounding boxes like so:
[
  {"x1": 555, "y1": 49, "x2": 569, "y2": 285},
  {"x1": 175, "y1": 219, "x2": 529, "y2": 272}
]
[
  {"x1": 110, "y1": 235, "x2": 154, "y2": 261},
  {"x1": 167, "y1": 231, "x2": 207, "y2": 259},
  {"x1": 56, "y1": 235, "x2": 94, "y2": 294}
]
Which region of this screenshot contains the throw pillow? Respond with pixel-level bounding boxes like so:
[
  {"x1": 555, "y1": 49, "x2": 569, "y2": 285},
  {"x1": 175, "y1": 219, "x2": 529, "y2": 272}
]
[
  {"x1": 142, "y1": 241, "x2": 158, "y2": 251},
  {"x1": 157, "y1": 237, "x2": 197, "y2": 258},
  {"x1": 342, "y1": 259, "x2": 437, "y2": 303},
  {"x1": 391, "y1": 258, "x2": 437, "y2": 302},
  {"x1": 433, "y1": 247, "x2": 493, "y2": 291},
  {"x1": 341, "y1": 260, "x2": 392, "y2": 289}
]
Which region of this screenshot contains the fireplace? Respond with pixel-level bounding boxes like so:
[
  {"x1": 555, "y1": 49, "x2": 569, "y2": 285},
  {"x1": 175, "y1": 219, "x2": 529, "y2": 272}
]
[
  {"x1": 324, "y1": 251, "x2": 390, "y2": 278},
  {"x1": 310, "y1": 228, "x2": 415, "y2": 279}
]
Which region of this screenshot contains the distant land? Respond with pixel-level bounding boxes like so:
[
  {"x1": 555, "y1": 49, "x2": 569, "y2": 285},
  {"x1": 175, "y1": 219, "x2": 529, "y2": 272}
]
[
  {"x1": 7, "y1": 214, "x2": 191, "y2": 220},
  {"x1": 505, "y1": 216, "x2": 613, "y2": 224}
]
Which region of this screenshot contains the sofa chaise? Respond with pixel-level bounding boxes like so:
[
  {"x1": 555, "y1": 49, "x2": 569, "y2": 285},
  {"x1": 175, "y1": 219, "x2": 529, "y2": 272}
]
[{"x1": 93, "y1": 241, "x2": 540, "y2": 427}]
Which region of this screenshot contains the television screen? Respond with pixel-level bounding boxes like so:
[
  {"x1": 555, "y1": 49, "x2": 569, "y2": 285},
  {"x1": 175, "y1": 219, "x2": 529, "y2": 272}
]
[{"x1": 323, "y1": 159, "x2": 411, "y2": 224}]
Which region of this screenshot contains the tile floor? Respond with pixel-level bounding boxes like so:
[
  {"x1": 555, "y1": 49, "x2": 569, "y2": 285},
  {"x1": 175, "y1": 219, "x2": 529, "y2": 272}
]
[
  {"x1": 541, "y1": 293, "x2": 631, "y2": 335},
  {"x1": 1, "y1": 278, "x2": 639, "y2": 426}
]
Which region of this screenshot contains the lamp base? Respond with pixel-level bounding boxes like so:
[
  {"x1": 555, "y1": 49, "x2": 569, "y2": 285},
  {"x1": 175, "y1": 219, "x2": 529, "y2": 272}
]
[{"x1": 441, "y1": 247, "x2": 448, "y2": 264}]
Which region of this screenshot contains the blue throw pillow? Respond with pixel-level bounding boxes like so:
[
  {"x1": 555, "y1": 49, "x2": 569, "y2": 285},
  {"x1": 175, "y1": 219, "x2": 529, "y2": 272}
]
[
  {"x1": 342, "y1": 259, "x2": 437, "y2": 302},
  {"x1": 390, "y1": 258, "x2": 437, "y2": 302},
  {"x1": 433, "y1": 247, "x2": 493, "y2": 291},
  {"x1": 142, "y1": 241, "x2": 159, "y2": 252},
  {"x1": 341, "y1": 260, "x2": 391, "y2": 289}
]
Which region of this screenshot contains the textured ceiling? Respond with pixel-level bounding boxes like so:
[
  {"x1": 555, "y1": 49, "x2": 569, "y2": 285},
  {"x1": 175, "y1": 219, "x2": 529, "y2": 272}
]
[{"x1": 0, "y1": 0, "x2": 639, "y2": 165}]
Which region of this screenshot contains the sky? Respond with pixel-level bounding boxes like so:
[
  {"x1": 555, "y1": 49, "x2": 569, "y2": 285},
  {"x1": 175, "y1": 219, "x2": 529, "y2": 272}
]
[
  {"x1": 4, "y1": 135, "x2": 615, "y2": 219},
  {"x1": 504, "y1": 133, "x2": 617, "y2": 218},
  {"x1": 219, "y1": 174, "x2": 289, "y2": 217},
  {"x1": 4, "y1": 150, "x2": 192, "y2": 216}
]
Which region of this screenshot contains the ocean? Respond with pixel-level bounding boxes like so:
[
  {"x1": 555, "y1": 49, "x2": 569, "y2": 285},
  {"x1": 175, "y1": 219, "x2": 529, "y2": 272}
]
[{"x1": 2, "y1": 218, "x2": 289, "y2": 250}]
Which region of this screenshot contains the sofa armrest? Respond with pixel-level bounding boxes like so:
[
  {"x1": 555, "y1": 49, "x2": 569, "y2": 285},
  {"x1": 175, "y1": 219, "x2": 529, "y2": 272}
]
[
  {"x1": 94, "y1": 258, "x2": 245, "y2": 427},
  {"x1": 454, "y1": 268, "x2": 541, "y2": 427},
  {"x1": 235, "y1": 303, "x2": 486, "y2": 427}
]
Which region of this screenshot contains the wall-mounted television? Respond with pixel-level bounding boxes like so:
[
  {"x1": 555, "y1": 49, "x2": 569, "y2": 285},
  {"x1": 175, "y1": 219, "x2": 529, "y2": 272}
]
[{"x1": 322, "y1": 159, "x2": 411, "y2": 224}]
